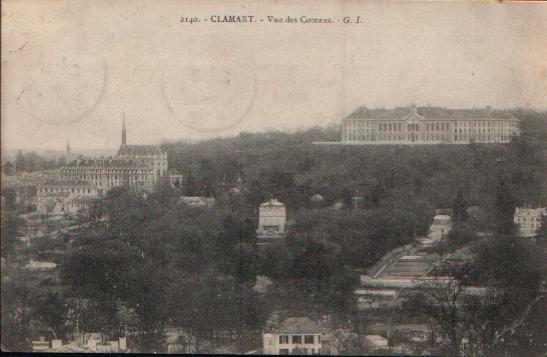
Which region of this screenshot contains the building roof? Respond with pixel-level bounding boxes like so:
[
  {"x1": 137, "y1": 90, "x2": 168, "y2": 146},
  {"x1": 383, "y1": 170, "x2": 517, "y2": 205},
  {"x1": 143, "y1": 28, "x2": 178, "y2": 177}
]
[
  {"x1": 26, "y1": 260, "x2": 57, "y2": 270},
  {"x1": 363, "y1": 335, "x2": 389, "y2": 348},
  {"x1": 310, "y1": 194, "x2": 325, "y2": 202},
  {"x1": 344, "y1": 106, "x2": 519, "y2": 121},
  {"x1": 260, "y1": 199, "x2": 285, "y2": 208},
  {"x1": 514, "y1": 207, "x2": 546, "y2": 216},
  {"x1": 117, "y1": 144, "x2": 165, "y2": 157},
  {"x1": 354, "y1": 289, "x2": 397, "y2": 297},
  {"x1": 178, "y1": 196, "x2": 215, "y2": 207},
  {"x1": 64, "y1": 158, "x2": 151, "y2": 168},
  {"x1": 433, "y1": 215, "x2": 451, "y2": 220},
  {"x1": 272, "y1": 317, "x2": 325, "y2": 334}
]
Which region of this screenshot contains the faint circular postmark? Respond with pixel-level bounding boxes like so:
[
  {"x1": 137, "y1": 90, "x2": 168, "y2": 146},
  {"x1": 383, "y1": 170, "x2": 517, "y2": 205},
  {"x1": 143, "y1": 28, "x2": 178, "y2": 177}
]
[
  {"x1": 161, "y1": 64, "x2": 257, "y2": 133},
  {"x1": 17, "y1": 57, "x2": 108, "y2": 126}
]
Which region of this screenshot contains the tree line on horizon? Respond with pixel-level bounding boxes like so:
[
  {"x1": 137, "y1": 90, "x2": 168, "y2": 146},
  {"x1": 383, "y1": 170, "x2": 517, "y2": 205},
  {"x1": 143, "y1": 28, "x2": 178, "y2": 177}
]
[{"x1": 3, "y1": 150, "x2": 60, "y2": 175}]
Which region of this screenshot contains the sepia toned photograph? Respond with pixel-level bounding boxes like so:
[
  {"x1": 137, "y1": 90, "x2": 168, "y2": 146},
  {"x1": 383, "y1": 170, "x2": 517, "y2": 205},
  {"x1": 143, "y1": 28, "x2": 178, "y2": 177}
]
[{"x1": 1, "y1": 0, "x2": 546, "y2": 355}]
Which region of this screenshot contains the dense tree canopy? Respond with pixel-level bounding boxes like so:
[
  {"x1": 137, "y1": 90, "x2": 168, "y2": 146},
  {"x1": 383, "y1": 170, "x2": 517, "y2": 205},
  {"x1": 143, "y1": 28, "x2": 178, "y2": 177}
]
[
  {"x1": 1, "y1": 189, "x2": 23, "y2": 257},
  {"x1": 60, "y1": 185, "x2": 263, "y2": 352}
]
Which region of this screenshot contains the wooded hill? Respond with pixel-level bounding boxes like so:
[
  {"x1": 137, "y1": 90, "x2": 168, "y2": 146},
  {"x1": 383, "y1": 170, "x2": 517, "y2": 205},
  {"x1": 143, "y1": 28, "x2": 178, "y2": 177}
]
[{"x1": 165, "y1": 109, "x2": 546, "y2": 216}]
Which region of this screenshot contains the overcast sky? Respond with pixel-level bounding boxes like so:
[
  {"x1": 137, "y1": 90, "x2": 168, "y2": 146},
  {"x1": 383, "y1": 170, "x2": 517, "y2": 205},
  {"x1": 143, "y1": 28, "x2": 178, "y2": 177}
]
[{"x1": 2, "y1": 0, "x2": 546, "y2": 152}]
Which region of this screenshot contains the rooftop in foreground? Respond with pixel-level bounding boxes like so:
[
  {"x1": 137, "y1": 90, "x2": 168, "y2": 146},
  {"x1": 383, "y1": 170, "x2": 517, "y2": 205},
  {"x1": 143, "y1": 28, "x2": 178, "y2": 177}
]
[{"x1": 269, "y1": 317, "x2": 326, "y2": 335}]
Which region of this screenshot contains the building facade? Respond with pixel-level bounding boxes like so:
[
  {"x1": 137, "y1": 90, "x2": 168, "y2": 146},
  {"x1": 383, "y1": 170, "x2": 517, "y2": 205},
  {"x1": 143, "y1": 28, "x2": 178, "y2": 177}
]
[
  {"x1": 263, "y1": 317, "x2": 326, "y2": 355},
  {"x1": 514, "y1": 207, "x2": 546, "y2": 237},
  {"x1": 32, "y1": 335, "x2": 127, "y2": 353},
  {"x1": 58, "y1": 120, "x2": 168, "y2": 196},
  {"x1": 341, "y1": 106, "x2": 519, "y2": 145},
  {"x1": 37, "y1": 119, "x2": 174, "y2": 215},
  {"x1": 257, "y1": 199, "x2": 287, "y2": 237},
  {"x1": 36, "y1": 180, "x2": 99, "y2": 215},
  {"x1": 428, "y1": 215, "x2": 452, "y2": 240}
]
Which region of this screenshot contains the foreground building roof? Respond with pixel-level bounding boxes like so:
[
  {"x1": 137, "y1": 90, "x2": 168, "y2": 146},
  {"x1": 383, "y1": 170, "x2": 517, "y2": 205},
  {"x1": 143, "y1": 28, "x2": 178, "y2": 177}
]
[{"x1": 272, "y1": 317, "x2": 326, "y2": 334}]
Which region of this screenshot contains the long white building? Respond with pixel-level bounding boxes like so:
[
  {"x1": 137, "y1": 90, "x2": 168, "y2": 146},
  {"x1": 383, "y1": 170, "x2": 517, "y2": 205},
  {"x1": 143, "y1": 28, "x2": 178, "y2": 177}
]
[{"x1": 341, "y1": 106, "x2": 519, "y2": 145}]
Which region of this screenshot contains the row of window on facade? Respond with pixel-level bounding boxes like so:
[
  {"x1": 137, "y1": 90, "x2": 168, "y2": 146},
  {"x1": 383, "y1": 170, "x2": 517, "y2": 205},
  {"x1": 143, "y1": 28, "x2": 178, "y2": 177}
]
[
  {"x1": 62, "y1": 168, "x2": 153, "y2": 174},
  {"x1": 61, "y1": 174, "x2": 150, "y2": 181},
  {"x1": 40, "y1": 181, "x2": 149, "y2": 197},
  {"x1": 279, "y1": 335, "x2": 319, "y2": 344},
  {"x1": 345, "y1": 127, "x2": 515, "y2": 136},
  {"x1": 453, "y1": 121, "x2": 517, "y2": 128},
  {"x1": 104, "y1": 181, "x2": 148, "y2": 187},
  {"x1": 453, "y1": 128, "x2": 515, "y2": 134},
  {"x1": 278, "y1": 348, "x2": 319, "y2": 355},
  {"x1": 345, "y1": 120, "x2": 518, "y2": 129},
  {"x1": 39, "y1": 180, "x2": 147, "y2": 193},
  {"x1": 40, "y1": 187, "x2": 92, "y2": 194},
  {"x1": 379, "y1": 122, "x2": 402, "y2": 131},
  {"x1": 346, "y1": 127, "x2": 515, "y2": 135},
  {"x1": 344, "y1": 133, "x2": 512, "y2": 142},
  {"x1": 517, "y1": 216, "x2": 541, "y2": 223}
]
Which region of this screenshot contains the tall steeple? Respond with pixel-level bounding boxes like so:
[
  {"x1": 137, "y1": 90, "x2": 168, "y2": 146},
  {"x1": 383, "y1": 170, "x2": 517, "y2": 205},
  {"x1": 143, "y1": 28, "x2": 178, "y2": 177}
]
[
  {"x1": 66, "y1": 138, "x2": 71, "y2": 156},
  {"x1": 122, "y1": 113, "x2": 127, "y2": 146}
]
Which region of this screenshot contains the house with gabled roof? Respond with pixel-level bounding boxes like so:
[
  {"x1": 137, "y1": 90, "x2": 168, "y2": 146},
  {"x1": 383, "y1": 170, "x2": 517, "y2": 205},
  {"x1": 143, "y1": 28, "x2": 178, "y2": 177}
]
[
  {"x1": 514, "y1": 207, "x2": 546, "y2": 237},
  {"x1": 263, "y1": 317, "x2": 334, "y2": 355}
]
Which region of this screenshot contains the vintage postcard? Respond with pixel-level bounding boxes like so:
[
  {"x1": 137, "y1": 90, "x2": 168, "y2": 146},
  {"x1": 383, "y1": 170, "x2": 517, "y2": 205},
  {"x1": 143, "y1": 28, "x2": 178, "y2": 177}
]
[{"x1": 1, "y1": 0, "x2": 546, "y2": 355}]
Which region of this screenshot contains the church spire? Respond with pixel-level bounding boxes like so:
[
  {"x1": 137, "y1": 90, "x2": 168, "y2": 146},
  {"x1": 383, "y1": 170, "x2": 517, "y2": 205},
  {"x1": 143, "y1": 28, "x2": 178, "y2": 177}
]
[
  {"x1": 122, "y1": 113, "x2": 127, "y2": 146},
  {"x1": 66, "y1": 138, "x2": 71, "y2": 156}
]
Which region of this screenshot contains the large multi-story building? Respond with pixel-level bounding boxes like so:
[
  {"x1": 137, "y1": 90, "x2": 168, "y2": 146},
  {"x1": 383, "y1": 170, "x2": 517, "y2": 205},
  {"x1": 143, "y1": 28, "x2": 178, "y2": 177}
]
[
  {"x1": 341, "y1": 106, "x2": 519, "y2": 145},
  {"x1": 37, "y1": 119, "x2": 174, "y2": 215},
  {"x1": 514, "y1": 207, "x2": 546, "y2": 237},
  {"x1": 58, "y1": 120, "x2": 168, "y2": 196}
]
